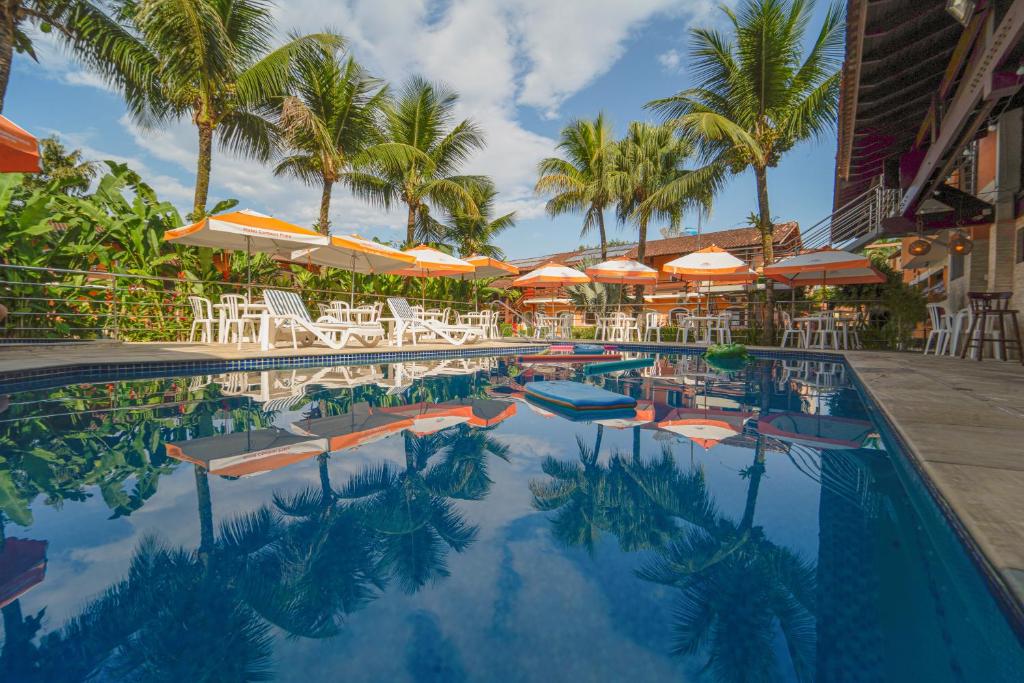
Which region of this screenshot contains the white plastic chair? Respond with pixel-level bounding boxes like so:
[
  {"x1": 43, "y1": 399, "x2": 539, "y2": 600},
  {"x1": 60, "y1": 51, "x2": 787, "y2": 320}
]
[
  {"x1": 947, "y1": 307, "x2": 972, "y2": 357},
  {"x1": 810, "y1": 315, "x2": 840, "y2": 350},
  {"x1": 557, "y1": 311, "x2": 574, "y2": 339},
  {"x1": 924, "y1": 303, "x2": 951, "y2": 355},
  {"x1": 671, "y1": 309, "x2": 691, "y2": 343},
  {"x1": 712, "y1": 314, "x2": 732, "y2": 344},
  {"x1": 220, "y1": 294, "x2": 256, "y2": 348},
  {"x1": 187, "y1": 296, "x2": 215, "y2": 343},
  {"x1": 779, "y1": 311, "x2": 806, "y2": 349},
  {"x1": 642, "y1": 311, "x2": 663, "y2": 342}
]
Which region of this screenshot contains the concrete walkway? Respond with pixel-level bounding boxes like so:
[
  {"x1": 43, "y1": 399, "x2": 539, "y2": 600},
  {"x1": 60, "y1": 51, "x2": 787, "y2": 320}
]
[{"x1": 845, "y1": 350, "x2": 1024, "y2": 618}]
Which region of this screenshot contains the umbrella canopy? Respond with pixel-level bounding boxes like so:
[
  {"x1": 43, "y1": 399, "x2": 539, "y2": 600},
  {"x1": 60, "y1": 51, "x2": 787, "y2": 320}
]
[
  {"x1": 764, "y1": 248, "x2": 885, "y2": 286},
  {"x1": 292, "y1": 234, "x2": 415, "y2": 273},
  {"x1": 586, "y1": 257, "x2": 659, "y2": 285},
  {"x1": 594, "y1": 401, "x2": 656, "y2": 429},
  {"x1": 662, "y1": 245, "x2": 757, "y2": 283},
  {"x1": 393, "y1": 245, "x2": 475, "y2": 277},
  {"x1": 379, "y1": 398, "x2": 516, "y2": 435},
  {"x1": 757, "y1": 412, "x2": 874, "y2": 450},
  {"x1": 511, "y1": 262, "x2": 590, "y2": 288},
  {"x1": 299, "y1": 403, "x2": 414, "y2": 451},
  {"x1": 164, "y1": 209, "x2": 327, "y2": 254},
  {"x1": 466, "y1": 255, "x2": 519, "y2": 278},
  {"x1": 0, "y1": 115, "x2": 41, "y2": 173},
  {"x1": 655, "y1": 408, "x2": 751, "y2": 449},
  {"x1": 165, "y1": 430, "x2": 328, "y2": 477}
]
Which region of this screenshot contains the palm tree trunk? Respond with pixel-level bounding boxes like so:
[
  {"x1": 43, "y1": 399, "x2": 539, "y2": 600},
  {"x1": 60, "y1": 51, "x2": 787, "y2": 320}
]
[
  {"x1": 405, "y1": 202, "x2": 417, "y2": 247},
  {"x1": 634, "y1": 215, "x2": 649, "y2": 307},
  {"x1": 594, "y1": 423, "x2": 604, "y2": 456},
  {"x1": 755, "y1": 166, "x2": 776, "y2": 343},
  {"x1": 194, "y1": 465, "x2": 215, "y2": 556},
  {"x1": 317, "y1": 179, "x2": 333, "y2": 234},
  {"x1": 0, "y1": 0, "x2": 17, "y2": 114},
  {"x1": 193, "y1": 122, "x2": 215, "y2": 220},
  {"x1": 597, "y1": 209, "x2": 608, "y2": 260}
]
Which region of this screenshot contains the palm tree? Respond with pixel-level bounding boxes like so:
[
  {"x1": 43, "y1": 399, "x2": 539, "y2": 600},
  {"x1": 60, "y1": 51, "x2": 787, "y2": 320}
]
[
  {"x1": 348, "y1": 76, "x2": 486, "y2": 246},
  {"x1": 612, "y1": 122, "x2": 712, "y2": 300},
  {"x1": 443, "y1": 182, "x2": 515, "y2": 259},
  {"x1": 647, "y1": 0, "x2": 843, "y2": 341},
  {"x1": 116, "y1": 0, "x2": 340, "y2": 218},
  {"x1": 535, "y1": 114, "x2": 618, "y2": 259},
  {"x1": 274, "y1": 47, "x2": 391, "y2": 234},
  {"x1": 0, "y1": 1, "x2": 151, "y2": 112}
]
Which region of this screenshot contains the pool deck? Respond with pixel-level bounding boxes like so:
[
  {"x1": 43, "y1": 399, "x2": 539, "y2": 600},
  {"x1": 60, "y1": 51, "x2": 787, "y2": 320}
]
[{"x1": 1, "y1": 340, "x2": 1023, "y2": 621}]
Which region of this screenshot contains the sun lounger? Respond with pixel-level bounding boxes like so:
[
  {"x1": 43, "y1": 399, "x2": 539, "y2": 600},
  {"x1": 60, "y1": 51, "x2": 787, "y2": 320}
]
[
  {"x1": 386, "y1": 297, "x2": 482, "y2": 347},
  {"x1": 263, "y1": 289, "x2": 386, "y2": 350}
]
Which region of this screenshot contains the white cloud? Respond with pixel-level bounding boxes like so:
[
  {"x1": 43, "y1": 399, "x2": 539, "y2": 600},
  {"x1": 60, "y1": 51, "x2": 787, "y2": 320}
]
[{"x1": 658, "y1": 48, "x2": 683, "y2": 73}]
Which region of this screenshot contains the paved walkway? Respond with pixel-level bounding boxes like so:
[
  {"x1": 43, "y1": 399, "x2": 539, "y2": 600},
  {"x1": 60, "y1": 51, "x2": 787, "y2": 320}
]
[{"x1": 845, "y1": 350, "x2": 1024, "y2": 617}]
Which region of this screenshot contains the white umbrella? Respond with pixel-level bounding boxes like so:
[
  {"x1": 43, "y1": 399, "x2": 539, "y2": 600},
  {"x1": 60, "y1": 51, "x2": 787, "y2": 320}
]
[{"x1": 291, "y1": 234, "x2": 416, "y2": 305}]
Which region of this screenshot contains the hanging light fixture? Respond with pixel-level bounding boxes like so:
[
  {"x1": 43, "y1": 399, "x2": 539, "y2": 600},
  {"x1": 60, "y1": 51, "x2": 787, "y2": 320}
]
[
  {"x1": 908, "y1": 213, "x2": 931, "y2": 256},
  {"x1": 949, "y1": 231, "x2": 974, "y2": 255}
]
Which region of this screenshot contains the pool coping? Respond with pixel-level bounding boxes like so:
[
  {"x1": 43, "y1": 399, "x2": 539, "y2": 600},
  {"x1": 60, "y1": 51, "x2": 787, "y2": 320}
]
[{"x1": 2, "y1": 339, "x2": 1022, "y2": 636}]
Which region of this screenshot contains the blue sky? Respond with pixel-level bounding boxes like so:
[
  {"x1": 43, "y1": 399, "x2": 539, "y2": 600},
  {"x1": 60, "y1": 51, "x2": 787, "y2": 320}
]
[{"x1": 7, "y1": 0, "x2": 838, "y2": 259}]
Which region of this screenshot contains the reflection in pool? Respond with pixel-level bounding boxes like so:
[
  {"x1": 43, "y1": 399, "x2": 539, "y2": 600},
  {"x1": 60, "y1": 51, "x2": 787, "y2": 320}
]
[{"x1": 0, "y1": 354, "x2": 1022, "y2": 681}]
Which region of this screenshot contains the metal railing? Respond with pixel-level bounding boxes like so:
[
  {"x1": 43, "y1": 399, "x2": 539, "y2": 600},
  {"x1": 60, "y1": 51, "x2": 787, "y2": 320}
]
[
  {"x1": 0, "y1": 263, "x2": 505, "y2": 342},
  {"x1": 801, "y1": 181, "x2": 902, "y2": 251}
]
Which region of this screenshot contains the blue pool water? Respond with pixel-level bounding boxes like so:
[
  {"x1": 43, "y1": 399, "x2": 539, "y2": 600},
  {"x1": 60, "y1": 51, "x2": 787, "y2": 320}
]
[{"x1": 0, "y1": 353, "x2": 1022, "y2": 681}]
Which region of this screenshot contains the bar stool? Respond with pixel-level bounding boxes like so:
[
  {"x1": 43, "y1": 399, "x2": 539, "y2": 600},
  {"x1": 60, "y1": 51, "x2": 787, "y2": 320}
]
[{"x1": 960, "y1": 292, "x2": 1024, "y2": 365}]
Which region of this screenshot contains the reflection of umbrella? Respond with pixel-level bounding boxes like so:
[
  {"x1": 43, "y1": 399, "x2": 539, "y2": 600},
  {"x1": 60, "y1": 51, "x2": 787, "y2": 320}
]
[
  {"x1": 594, "y1": 401, "x2": 655, "y2": 429},
  {"x1": 299, "y1": 402, "x2": 413, "y2": 451},
  {"x1": 0, "y1": 538, "x2": 47, "y2": 608},
  {"x1": 662, "y1": 246, "x2": 757, "y2": 314},
  {"x1": 655, "y1": 408, "x2": 752, "y2": 449},
  {"x1": 165, "y1": 430, "x2": 328, "y2": 477},
  {"x1": 757, "y1": 412, "x2": 874, "y2": 450},
  {"x1": 379, "y1": 398, "x2": 517, "y2": 435},
  {"x1": 164, "y1": 209, "x2": 327, "y2": 292},
  {"x1": 0, "y1": 116, "x2": 41, "y2": 173}
]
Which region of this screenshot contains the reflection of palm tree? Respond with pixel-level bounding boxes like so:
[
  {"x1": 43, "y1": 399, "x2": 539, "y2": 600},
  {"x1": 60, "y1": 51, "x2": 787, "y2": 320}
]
[
  {"x1": 637, "y1": 438, "x2": 816, "y2": 682},
  {"x1": 530, "y1": 429, "x2": 715, "y2": 553},
  {"x1": 337, "y1": 431, "x2": 479, "y2": 592}
]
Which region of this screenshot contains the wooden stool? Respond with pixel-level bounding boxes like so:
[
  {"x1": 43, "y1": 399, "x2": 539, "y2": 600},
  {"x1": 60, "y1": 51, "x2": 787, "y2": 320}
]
[{"x1": 960, "y1": 292, "x2": 1024, "y2": 365}]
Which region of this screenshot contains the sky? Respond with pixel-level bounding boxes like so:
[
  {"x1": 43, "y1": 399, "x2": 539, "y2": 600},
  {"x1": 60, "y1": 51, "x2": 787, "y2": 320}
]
[{"x1": 8, "y1": 0, "x2": 839, "y2": 260}]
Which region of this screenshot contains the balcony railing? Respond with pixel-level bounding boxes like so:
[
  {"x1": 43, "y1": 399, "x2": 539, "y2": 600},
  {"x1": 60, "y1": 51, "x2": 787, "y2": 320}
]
[{"x1": 801, "y1": 181, "x2": 902, "y2": 251}]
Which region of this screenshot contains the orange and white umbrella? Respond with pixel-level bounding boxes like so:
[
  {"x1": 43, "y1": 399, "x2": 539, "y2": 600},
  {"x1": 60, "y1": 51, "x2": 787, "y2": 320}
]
[
  {"x1": 293, "y1": 234, "x2": 415, "y2": 274},
  {"x1": 586, "y1": 258, "x2": 658, "y2": 285},
  {"x1": 595, "y1": 401, "x2": 656, "y2": 429},
  {"x1": 393, "y1": 245, "x2": 475, "y2": 277},
  {"x1": 300, "y1": 403, "x2": 414, "y2": 452},
  {"x1": 764, "y1": 248, "x2": 885, "y2": 286},
  {"x1": 165, "y1": 430, "x2": 328, "y2": 478},
  {"x1": 0, "y1": 115, "x2": 40, "y2": 173},
  {"x1": 662, "y1": 245, "x2": 757, "y2": 283},
  {"x1": 655, "y1": 408, "x2": 751, "y2": 449},
  {"x1": 511, "y1": 262, "x2": 590, "y2": 288},
  {"x1": 164, "y1": 209, "x2": 327, "y2": 254},
  {"x1": 467, "y1": 255, "x2": 519, "y2": 279}
]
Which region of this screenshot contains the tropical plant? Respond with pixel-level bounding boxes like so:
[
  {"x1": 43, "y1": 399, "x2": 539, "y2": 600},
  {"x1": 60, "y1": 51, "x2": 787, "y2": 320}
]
[
  {"x1": 0, "y1": 0, "x2": 154, "y2": 112},
  {"x1": 21, "y1": 136, "x2": 98, "y2": 195},
  {"x1": 443, "y1": 181, "x2": 514, "y2": 259},
  {"x1": 274, "y1": 46, "x2": 391, "y2": 233},
  {"x1": 612, "y1": 122, "x2": 712, "y2": 300},
  {"x1": 647, "y1": 0, "x2": 843, "y2": 341},
  {"x1": 114, "y1": 0, "x2": 341, "y2": 218},
  {"x1": 535, "y1": 113, "x2": 618, "y2": 259},
  {"x1": 348, "y1": 76, "x2": 486, "y2": 246}
]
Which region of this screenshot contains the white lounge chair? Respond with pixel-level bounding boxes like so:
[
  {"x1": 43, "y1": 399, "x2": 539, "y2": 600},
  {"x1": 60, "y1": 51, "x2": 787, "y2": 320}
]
[
  {"x1": 387, "y1": 297, "x2": 482, "y2": 347},
  {"x1": 263, "y1": 289, "x2": 385, "y2": 350}
]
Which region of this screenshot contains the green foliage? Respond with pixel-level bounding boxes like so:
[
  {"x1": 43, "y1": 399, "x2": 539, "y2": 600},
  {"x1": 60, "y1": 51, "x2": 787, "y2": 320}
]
[{"x1": 21, "y1": 136, "x2": 98, "y2": 196}]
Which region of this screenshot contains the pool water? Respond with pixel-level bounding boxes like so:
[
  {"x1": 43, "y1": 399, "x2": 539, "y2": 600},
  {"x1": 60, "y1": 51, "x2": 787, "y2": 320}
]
[{"x1": 1, "y1": 354, "x2": 1022, "y2": 682}]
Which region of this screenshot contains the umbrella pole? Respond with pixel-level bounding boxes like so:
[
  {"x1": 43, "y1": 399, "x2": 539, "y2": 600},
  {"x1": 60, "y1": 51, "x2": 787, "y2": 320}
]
[
  {"x1": 350, "y1": 255, "x2": 356, "y2": 307},
  {"x1": 246, "y1": 235, "x2": 252, "y2": 300}
]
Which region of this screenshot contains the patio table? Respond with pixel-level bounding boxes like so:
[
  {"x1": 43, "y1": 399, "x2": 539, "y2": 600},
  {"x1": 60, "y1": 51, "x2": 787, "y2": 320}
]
[{"x1": 214, "y1": 301, "x2": 266, "y2": 344}]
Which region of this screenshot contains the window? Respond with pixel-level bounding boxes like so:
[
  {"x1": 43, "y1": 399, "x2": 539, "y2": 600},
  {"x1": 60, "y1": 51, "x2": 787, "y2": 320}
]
[{"x1": 950, "y1": 251, "x2": 964, "y2": 280}]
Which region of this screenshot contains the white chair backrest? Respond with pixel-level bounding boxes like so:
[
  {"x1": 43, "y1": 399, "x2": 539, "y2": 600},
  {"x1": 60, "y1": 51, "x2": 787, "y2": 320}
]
[
  {"x1": 669, "y1": 308, "x2": 689, "y2": 326},
  {"x1": 643, "y1": 311, "x2": 660, "y2": 328},
  {"x1": 388, "y1": 297, "x2": 418, "y2": 322},
  {"x1": 264, "y1": 289, "x2": 313, "y2": 323},
  {"x1": 188, "y1": 296, "x2": 212, "y2": 321},
  {"x1": 220, "y1": 293, "x2": 248, "y2": 320},
  {"x1": 926, "y1": 303, "x2": 946, "y2": 329}
]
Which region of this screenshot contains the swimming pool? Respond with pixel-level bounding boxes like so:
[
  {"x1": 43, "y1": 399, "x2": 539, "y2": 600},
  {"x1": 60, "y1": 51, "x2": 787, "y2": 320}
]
[{"x1": 1, "y1": 352, "x2": 1022, "y2": 681}]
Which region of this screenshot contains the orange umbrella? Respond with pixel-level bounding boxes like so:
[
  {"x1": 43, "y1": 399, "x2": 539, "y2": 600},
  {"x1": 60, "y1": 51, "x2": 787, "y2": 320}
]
[
  {"x1": 662, "y1": 245, "x2": 757, "y2": 314},
  {"x1": 0, "y1": 116, "x2": 40, "y2": 173},
  {"x1": 586, "y1": 257, "x2": 658, "y2": 309},
  {"x1": 466, "y1": 255, "x2": 518, "y2": 278},
  {"x1": 511, "y1": 262, "x2": 590, "y2": 288},
  {"x1": 393, "y1": 245, "x2": 475, "y2": 304}
]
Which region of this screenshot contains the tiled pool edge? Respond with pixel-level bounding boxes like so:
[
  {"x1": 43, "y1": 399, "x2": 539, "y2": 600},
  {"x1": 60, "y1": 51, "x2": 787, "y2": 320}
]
[
  {"x1": 0, "y1": 343, "x2": 545, "y2": 393},
  {"x1": 843, "y1": 359, "x2": 1024, "y2": 639}
]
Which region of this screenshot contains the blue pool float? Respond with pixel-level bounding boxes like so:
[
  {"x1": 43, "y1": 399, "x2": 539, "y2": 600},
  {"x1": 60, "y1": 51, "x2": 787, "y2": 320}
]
[
  {"x1": 583, "y1": 357, "x2": 655, "y2": 375},
  {"x1": 524, "y1": 380, "x2": 637, "y2": 412},
  {"x1": 573, "y1": 343, "x2": 606, "y2": 355}
]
